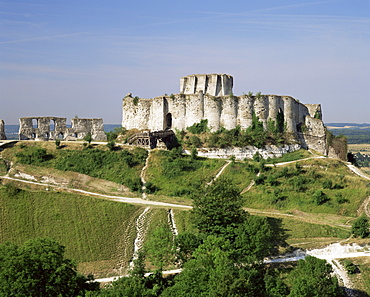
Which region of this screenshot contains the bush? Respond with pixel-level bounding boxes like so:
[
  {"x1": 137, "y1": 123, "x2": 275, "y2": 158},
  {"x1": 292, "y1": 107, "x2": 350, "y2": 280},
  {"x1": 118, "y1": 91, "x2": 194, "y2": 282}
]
[
  {"x1": 322, "y1": 180, "x2": 333, "y2": 189},
  {"x1": 343, "y1": 259, "x2": 357, "y2": 274},
  {"x1": 16, "y1": 147, "x2": 50, "y2": 165},
  {"x1": 335, "y1": 193, "x2": 348, "y2": 204},
  {"x1": 351, "y1": 215, "x2": 369, "y2": 238},
  {"x1": 144, "y1": 182, "x2": 158, "y2": 194},
  {"x1": 187, "y1": 135, "x2": 202, "y2": 148},
  {"x1": 313, "y1": 190, "x2": 330, "y2": 205},
  {"x1": 186, "y1": 119, "x2": 208, "y2": 134}
]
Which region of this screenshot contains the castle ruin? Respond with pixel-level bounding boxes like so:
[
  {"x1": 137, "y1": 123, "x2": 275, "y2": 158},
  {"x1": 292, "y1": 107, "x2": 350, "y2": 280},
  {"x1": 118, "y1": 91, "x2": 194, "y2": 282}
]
[
  {"x1": 122, "y1": 74, "x2": 327, "y2": 154},
  {"x1": 19, "y1": 117, "x2": 107, "y2": 141},
  {"x1": 0, "y1": 119, "x2": 6, "y2": 140}
]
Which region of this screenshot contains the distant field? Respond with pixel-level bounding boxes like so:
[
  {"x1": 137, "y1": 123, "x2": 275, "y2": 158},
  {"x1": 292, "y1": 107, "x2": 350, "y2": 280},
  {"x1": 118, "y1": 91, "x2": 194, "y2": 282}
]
[
  {"x1": 326, "y1": 123, "x2": 370, "y2": 144},
  {"x1": 348, "y1": 144, "x2": 370, "y2": 153}
]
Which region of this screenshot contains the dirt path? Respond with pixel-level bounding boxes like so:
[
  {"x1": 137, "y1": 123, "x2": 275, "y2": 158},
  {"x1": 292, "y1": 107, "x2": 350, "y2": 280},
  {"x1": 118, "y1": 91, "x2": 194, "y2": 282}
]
[
  {"x1": 207, "y1": 160, "x2": 231, "y2": 185},
  {"x1": 140, "y1": 151, "x2": 151, "y2": 199},
  {"x1": 241, "y1": 172, "x2": 260, "y2": 194},
  {"x1": 346, "y1": 164, "x2": 370, "y2": 180},
  {"x1": 0, "y1": 175, "x2": 192, "y2": 209},
  {"x1": 129, "y1": 207, "x2": 152, "y2": 268}
]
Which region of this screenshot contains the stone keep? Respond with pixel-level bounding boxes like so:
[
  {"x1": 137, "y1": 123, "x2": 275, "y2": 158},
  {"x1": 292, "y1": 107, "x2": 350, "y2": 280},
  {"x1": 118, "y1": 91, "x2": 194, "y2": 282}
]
[{"x1": 122, "y1": 74, "x2": 327, "y2": 154}]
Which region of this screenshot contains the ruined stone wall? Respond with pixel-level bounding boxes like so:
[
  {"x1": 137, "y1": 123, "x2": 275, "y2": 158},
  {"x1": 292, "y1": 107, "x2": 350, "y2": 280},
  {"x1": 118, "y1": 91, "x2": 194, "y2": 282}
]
[
  {"x1": 297, "y1": 116, "x2": 327, "y2": 155},
  {"x1": 19, "y1": 117, "x2": 107, "y2": 141},
  {"x1": 70, "y1": 118, "x2": 106, "y2": 141},
  {"x1": 122, "y1": 74, "x2": 327, "y2": 153},
  {"x1": 123, "y1": 93, "x2": 313, "y2": 133},
  {"x1": 0, "y1": 119, "x2": 6, "y2": 140}
]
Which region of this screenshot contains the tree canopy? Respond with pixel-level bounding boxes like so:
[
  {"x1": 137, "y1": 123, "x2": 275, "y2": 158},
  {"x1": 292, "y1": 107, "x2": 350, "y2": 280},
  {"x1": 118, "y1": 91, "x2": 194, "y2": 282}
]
[{"x1": 0, "y1": 237, "x2": 98, "y2": 297}]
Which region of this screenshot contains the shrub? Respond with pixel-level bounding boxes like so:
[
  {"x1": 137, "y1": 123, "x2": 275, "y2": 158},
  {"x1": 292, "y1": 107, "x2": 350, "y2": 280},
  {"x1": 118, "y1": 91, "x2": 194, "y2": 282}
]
[
  {"x1": 188, "y1": 135, "x2": 202, "y2": 148},
  {"x1": 351, "y1": 215, "x2": 369, "y2": 238},
  {"x1": 322, "y1": 180, "x2": 333, "y2": 189},
  {"x1": 16, "y1": 147, "x2": 50, "y2": 165},
  {"x1": 313, "y1": 190, "x2": 330, "y2": 205},
  {"x1": 106, "y1": 140, "x2": 116, "y2": 151},
  {"x1": 144, "y1": 182, "x2": 158, "y2": 194},
  {"x1": 343, "y1": 259, "x2": 357, "y2": 274},
  {"x1": 186, "y1": 119, "x2": 208, "y2": 134},
  {"x1": 335, "y1": 193, "x2": 348, "y2": 204}
]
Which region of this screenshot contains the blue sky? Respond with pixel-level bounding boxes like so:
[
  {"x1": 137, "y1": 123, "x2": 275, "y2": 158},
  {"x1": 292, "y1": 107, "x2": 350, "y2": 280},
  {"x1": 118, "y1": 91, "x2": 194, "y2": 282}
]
[{"x1": 1, "y1": 0, "x2": 369, "y2": 124}]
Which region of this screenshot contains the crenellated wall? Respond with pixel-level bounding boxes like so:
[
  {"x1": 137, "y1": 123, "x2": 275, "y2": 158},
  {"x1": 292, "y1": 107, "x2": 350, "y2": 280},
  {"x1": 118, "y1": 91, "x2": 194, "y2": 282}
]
[{"x1": 122, "y1": 74, "x2": 328, "y2": 154}]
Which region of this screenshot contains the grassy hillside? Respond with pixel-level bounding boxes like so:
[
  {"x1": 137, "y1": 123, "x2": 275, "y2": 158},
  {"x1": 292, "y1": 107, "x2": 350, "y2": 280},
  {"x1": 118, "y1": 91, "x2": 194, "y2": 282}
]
[
  {"x1": 145, "y1": 149, "x2": 225, "y2": 198},
  {"x1": 3, "y1": 141, "x2": 147, "y2": 192},
  {"x1": 244, "y1": 158, "x2": 369, "y2": 216},
  {"x1": 1, "y1": 141, "x2": 370, "y2": 284},
  {"x1": 0, "y1": 185, "x2": 142, "y2": 276}
]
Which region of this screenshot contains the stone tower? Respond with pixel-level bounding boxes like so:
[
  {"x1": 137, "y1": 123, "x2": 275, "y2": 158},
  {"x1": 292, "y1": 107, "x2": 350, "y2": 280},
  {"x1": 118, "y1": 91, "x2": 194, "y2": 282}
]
[{"x1": 180, "y1": 74, "x2": 233, "y2": 96}]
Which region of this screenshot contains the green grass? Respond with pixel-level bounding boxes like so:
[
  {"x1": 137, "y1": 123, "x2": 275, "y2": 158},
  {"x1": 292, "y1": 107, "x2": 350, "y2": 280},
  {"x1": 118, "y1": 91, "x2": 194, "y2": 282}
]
[
  {"x1": 7, "y1": 142, "x2": 147, "y2": 192},
  {"x1": 172, "y1": 209, "x2": 196, "y2": 234},
  {"x1": 264, "y1": 149, "x2": 314, "y2": 164},
  {"x1": 244, "y1": 158, "x2": 369, "y2": 216},
  {"x1": 221, "y1": 161, "x2": 257, "y2": 192},
  {"x1": 281, "y1": 217, "x2": 350, "y2": 241},
  {"x1": 343, "y1": 257, "x2": 370, "y2": 296},
  {"x1": 145, "y1": 150, "x2": 226, "y2": 197},
  {"x1": 0, "y1": 185, "x2": 144, "y2": 276}
]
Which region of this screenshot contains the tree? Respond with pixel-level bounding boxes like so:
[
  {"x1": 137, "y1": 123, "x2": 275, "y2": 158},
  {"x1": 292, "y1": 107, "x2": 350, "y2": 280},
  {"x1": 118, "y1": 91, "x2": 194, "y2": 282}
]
[
  {"x1": 106, "y1": 140, "x2": 116, "y2": 151},
  {"x1": 83, "y1": 132, "x2": 93, "y2": 146},
  {"x1": 351, "y1": 215, "x2": 369, "y2": 238},
  {"x1": 97, "y1": 252, "x2": 171, "y2": 297},
  {"x1": 0, "y1": 238, "x2": 98, "y2": 297},
  {"x1": 144, "y1": 226, "x2": 175, "y2": 269},
  {"x1": 289, "y1": 256, "x2": 344, "y2": 297},
  {"x1": 190, "y1": 177, "x2": 247, "y2": 236},
  {"x1": 162, "y1": 236, "x2": 266, "y2": 297},
  {"x1": 55, "y1": 138, "x2": 61, "y2": 149}
]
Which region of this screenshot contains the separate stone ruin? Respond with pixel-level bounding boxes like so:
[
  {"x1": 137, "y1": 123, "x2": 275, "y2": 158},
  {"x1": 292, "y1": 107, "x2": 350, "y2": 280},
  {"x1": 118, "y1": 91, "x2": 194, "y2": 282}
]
[
  {"x1": 122, "y1": 73, "x2": 328, "y2": 155},
  {"x1": 18, "y1": 117, "x2": 107, "y2": 141},
  {"x1": 0, "y1": 119, "x2": 6, "y2": 140}
]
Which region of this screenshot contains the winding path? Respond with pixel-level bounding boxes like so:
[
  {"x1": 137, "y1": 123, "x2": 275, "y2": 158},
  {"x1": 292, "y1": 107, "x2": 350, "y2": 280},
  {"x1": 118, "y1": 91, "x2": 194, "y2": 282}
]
[{"x1": 0, "y1": 175, "x2": 191, "y2": 209}]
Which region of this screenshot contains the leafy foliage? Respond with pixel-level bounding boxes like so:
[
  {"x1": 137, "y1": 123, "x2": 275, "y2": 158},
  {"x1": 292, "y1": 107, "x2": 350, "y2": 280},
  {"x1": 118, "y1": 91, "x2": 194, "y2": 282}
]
[
  {"x1": 190, "y1": 178, "x2": 246, "y2": 236},
  {"x1": 0, "y1": 238, "x2": 98, "y2": 296},
  {"x1": 288, "y1": 256, "x2": 344, "y2": 297},
  {"x1": 351, "y1": 215, "x2": 369, "y2": 238},
  {"x1": 94, "y1": 253, "x2": 172, "y2": 297},
  {"x1": 16, "y1": 146, "x2": 147, "y2": 192},
  {"x1": 15, "y1": 146, "x2": 51, "y2": 165},
  {"x1": 144, "y1": 227, "x2": 175, "y2": 269},
  {"x1": 186, "y1": 119, "x2": 208, "y2": 134}
]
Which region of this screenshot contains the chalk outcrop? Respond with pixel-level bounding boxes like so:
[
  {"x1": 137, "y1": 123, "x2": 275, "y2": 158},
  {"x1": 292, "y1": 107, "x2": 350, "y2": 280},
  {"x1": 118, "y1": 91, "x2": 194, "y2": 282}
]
[
  {"x1": 186, "y1": 144, "x2": 301, "y2": 160},
  {"x1": 122, "y1": 74, "x2": 327, "y2": 154},
  {"x1": 19, "y1": 117, "x2": 107, "y2": 141},
  {"x1": 0, "y1": 119, "x2": 6, "y2": 140}
]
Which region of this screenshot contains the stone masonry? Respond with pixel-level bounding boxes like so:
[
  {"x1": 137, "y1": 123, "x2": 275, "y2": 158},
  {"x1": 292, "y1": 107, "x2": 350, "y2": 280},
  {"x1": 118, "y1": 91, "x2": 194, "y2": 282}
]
[
  {"x1": 19, "y1": 117, "x2": 107, "y2": 141},
  {"x1": 0, "y1": 119, "x2": 6, "y2": 140},
  {"x1": 122, "y1": 74, "x2": 327, "y2": 154}
]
